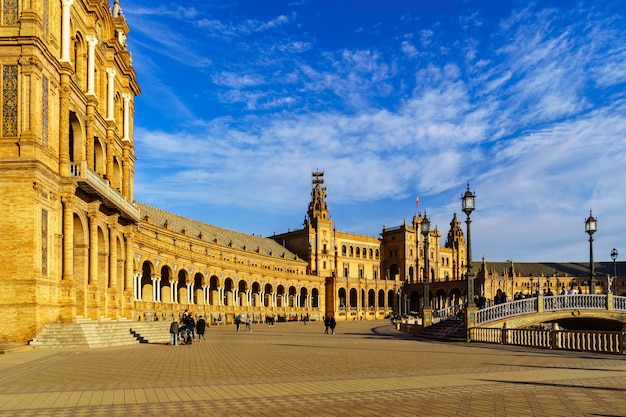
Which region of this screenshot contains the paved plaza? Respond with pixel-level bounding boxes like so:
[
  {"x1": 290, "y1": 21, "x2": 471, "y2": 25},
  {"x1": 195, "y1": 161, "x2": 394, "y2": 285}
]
[{"x1": 1, "y1": 320, "x2": 625, "y2": 417}]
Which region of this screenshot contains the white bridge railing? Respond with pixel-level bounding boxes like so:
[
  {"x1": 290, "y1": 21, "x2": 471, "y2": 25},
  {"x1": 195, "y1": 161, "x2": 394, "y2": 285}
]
[
  {"x1": 432, "y1": 305, "x2": 463, "y2": 324},
  {"x1": 470, "y1": 327, "x2": 626, "y2": 354},
  {"x1": 476, "y1": 294, "x2": 626, "y2": 325}
]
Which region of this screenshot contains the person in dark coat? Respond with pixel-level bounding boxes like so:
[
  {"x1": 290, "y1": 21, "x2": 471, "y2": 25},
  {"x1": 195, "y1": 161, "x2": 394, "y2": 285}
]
[
  {"x1": 329, "y1": 316, "x2": 336, "y2": 335},
  {"x1": 196, "y1": 315, "x2": 206, "y2": 342}
]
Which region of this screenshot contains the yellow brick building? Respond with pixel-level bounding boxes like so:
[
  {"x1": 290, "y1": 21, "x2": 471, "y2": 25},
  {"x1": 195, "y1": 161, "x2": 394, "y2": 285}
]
[
  {"x1": 0, "y1": 1, "x2": 462, "y2": 343},
  {"x1": 0, "y1": 0, "x2": 140, "y2": 343},
  {"x1": 3, "y1": 1, "x2": 616, "y2": 345}
]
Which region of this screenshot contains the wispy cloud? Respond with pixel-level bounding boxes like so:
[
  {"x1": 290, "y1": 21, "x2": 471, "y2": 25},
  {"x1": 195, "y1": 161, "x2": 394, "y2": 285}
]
[{"x1": 129, "y1": 1, "x2": 626, "y2": 260}]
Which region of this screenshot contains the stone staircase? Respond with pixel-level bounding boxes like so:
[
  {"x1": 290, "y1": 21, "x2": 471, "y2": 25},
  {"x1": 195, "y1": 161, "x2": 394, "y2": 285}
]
[
  {"x1": 415, "y1": 318, "x2": 466, "y2": 342},
  {"x1": 30, "y1": 318, "x2": 171, "y2": 348}
]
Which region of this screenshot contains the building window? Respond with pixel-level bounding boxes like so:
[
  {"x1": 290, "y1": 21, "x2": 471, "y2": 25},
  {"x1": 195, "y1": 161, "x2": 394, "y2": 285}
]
[
  {"x1": 2, "y1": 65, "x2": 18, "y2": 137},
  {"x1": 3, "y1": 0, "x2": 18, "y2": 25},
  {"x1": 42, "y1": 76, "x2": 49, "y2": 146},
  {"x1": 42, "y1": 209, "x2": 48, "y2": 276}
]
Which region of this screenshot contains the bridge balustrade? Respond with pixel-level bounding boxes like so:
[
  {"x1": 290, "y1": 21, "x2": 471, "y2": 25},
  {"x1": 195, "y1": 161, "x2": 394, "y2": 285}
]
[
  {"x1": 470, "y1": 327, "x2": 626, "y2": 354},
  {"x1": 431, "y1": 305, "x2": 462, "y2": 324},
  {"x1": 476, "y1": 298, "x2": 537, "y2": 325},
  {"x1": 616, "y1": 296, "x2": 626, "y2": 310},
  {"x1": 543, "y1": 294, "x2": 606, "y2": 310},
  {"x1": 476, "y1": 294, "x2": 626, "y2": 325}
]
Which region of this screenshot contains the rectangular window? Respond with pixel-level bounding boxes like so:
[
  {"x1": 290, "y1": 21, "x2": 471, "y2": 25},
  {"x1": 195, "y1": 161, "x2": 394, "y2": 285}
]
[
  {"x1": 3, "y1": 0, "x2": 18, "y2": 25},
  {"x1": 42, "y1": 0, "x2": 49, "y2": 37},
  {"x1": 42, "y1": 75, "x2": 49, "y2": 146},
  {"x1": 2, "y1": 65, "x2": 18, "y2": 137},
  {"x1": 42, "y1": 209, "x2": 48, "y2": 275}
]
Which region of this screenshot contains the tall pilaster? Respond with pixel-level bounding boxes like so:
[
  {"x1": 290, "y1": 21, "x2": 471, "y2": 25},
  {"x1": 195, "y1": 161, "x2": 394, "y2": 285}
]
[
  {"x1": 122, "y1": 92, "x2": 131, "y2": 141},
  {"x1": 87, "y1": 203, "x2": 100, "y2": 285},
  {"x1": 86, "y1": 35, "x2": 98, "y2": 96},
  {"x1": 60, "y1": 0, "x2": 74, "y2": 63},
  {"x1": 61, "y1": 194, "x2": 74, "y2": 282},
  {"x1": 108, "y1": 216, "x2": 119, "y2": 290},
  {"x1": 59, "y1": 74, "x2": 71, "y2": 176},
  {"x1": 106, "y1": 68, "x2": 116, "y2": 121}
]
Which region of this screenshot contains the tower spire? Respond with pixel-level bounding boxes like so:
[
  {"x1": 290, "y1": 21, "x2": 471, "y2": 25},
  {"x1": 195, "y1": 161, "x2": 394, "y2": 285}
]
[{"x1": 307, "y1": 170, "x2": 328, "y2": 221}]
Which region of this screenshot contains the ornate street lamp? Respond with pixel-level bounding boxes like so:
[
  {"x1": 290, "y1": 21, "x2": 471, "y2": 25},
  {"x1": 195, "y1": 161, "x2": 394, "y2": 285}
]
[
  {"x1": 462, "y1": 183, "x2": 476, "y2": 307},
  {"x1": 611, "y1": 248, "x2": 618, "y2": 294},
  {"x1": 529, "y1": 273, "x2": 534, "y2": 297},
  {"x1": 585, "y1": 211, "x2": 597, "y2": 294},
  {"x1": 421, "y1": 214, "x2": 431, "y2": 311}
]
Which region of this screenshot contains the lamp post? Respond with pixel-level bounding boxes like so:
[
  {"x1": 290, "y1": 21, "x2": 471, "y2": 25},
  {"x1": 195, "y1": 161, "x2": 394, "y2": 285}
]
[
  {"x1": 529, "y1": 274, "x2": 534, "y2": 297},
  {"x1": 421, "y1": 214, "x2": 431, "y2": 312},
  {"x1": 462, "y1": 183, "x2": 476, "y2": 307},
  {"x1": 585, "y1": 211, "x2": 597, "y2": 294},
  {"x1": 611, "y1": 248, "x2": 618, "y2": 294},
  {"x1": 536, "y1": 276, "x2": 541, "y2": 296}
]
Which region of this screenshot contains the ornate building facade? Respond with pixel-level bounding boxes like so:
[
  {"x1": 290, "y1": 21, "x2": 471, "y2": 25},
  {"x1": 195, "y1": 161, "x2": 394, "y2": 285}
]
[
  {"x1": 1, "y1": 1, "x2": 622, "y2": 344},
  {"x1": 0, "y1": 0, "x2": 139, "y2": 343}
]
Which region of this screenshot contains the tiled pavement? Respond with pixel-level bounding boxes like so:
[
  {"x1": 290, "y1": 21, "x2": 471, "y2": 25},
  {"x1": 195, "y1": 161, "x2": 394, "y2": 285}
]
[{"x1": 1, "y1": 320, "x2": 625, "y2": 417}]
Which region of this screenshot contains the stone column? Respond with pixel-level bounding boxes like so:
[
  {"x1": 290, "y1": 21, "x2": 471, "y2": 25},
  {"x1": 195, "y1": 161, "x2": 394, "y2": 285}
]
[
  {"x1": 60, "y1": 0, "x2": 74, "y2": 62},
  {"x1": 61, "y1": 194, "x2": 74, "y2": 281},
  {"x1": 187, "y1": 283, "x2": 194, "y2": 304},
  {"x1": 151, "y1": 275, "x2": 158, "y2": 302},
  {"x1": 88, "y1": 207, "x2": 99, "y2": 285},
  {"x1": 106, "y1": 68, "x2": 116, "y2": 121},
  {"x1": 122, "y1": 92, "x2": 131, "y2": 141},
  {"x1": 202, "y1": 285, "x2": 209, "y2": 305},
  {"x1": 59, "y1": 76, "x2": 71, "y2": 176},
  {"x1": 108, "y1": 217, "x2": 119, "y2": 290},
  {"x1": 124, "y1": 229, "x2": 135, "y2": 291},
  {"x1": 86, "y1": 35, "x2": 98, "y2": 95},
  {"x1": 134, "y1": 273, "x2": 141, "y2": 300}
]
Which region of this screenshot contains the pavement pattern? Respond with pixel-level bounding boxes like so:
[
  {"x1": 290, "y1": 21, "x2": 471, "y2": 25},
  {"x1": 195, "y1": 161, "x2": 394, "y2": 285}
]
[{"x1": 1, "y1": 320, "x2": 625, "y2": 417}]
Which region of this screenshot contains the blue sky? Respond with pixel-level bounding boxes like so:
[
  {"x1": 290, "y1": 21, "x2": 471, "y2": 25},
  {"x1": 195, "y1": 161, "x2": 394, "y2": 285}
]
[{"x1": 121, "y1": 0, "x2": 626, "y2": 263}]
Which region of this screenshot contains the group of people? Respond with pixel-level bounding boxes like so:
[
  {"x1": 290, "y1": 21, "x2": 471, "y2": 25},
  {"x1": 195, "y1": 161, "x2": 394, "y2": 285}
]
[
  {"x1": 169, "y1": 311, "x2": 206, "y2": 345},
  {"x1": 170, "y1": 313, "x2": 340, "y2": 343},
  {"x1": 234, "y1": 315, "x2": 252, "y2": 332},
  {"x1": 323, "y1": 316, "x2": 337, "y2": 334}
]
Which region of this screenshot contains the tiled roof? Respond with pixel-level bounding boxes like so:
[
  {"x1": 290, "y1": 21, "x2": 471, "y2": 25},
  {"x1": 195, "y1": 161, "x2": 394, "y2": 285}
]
[
  {"x1": 137, "y1": 203, "x2": 302, "y2": 261},
  {"x1": 478, "y1": 260, "x2": 625, "y2": 277}
]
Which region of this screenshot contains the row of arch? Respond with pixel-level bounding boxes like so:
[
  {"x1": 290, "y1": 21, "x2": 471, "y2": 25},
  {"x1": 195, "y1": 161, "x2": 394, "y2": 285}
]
[
  {"x1": 341, "y1": 245, "x2": 380, "y2": 259},
  {"x1": 135, "y1": 261, "x2": 400, "y2": 314},
  {"x1": 136, "y1": 261, "x2": 320, "y2": 309}
]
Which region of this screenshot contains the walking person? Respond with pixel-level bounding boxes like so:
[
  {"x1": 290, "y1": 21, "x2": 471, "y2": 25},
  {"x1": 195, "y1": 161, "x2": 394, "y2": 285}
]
[
  {"x1": 196, "y1": 315, "x2": 206, "y2": 342},
  {"x1": 188, "y1": 315, "x2": 196, "y2": 340},
  {"x1": 235, "y1": 315, "x2": 242, "y2": 332},
  {"x1": 169, "y1": 319, "x2": 179, "y2": 345},
  {"x1": 329, "y1": 316, "x2": 336, "y2": 335},
  {"x1": 245, "y1": 315, "x2": 251, "y2": 332},
  {"x1": 324, "y1": 316, "x2": 330, "y2": 334}
]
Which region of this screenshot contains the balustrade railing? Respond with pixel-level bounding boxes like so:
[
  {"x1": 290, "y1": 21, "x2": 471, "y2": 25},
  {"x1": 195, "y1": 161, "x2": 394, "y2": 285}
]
[
  {"x1": 432, "y1": 305, "x2": 463, "y2": 324},
  {"x1": 477, "y1": 298, "x2": 537, "y2": 324},
  {"x1": 470, "y1": 327, "x2": 626, "y2": 354},
  {"x1": 476, "y1": 294, "x2": 626, "y2": 325}
]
